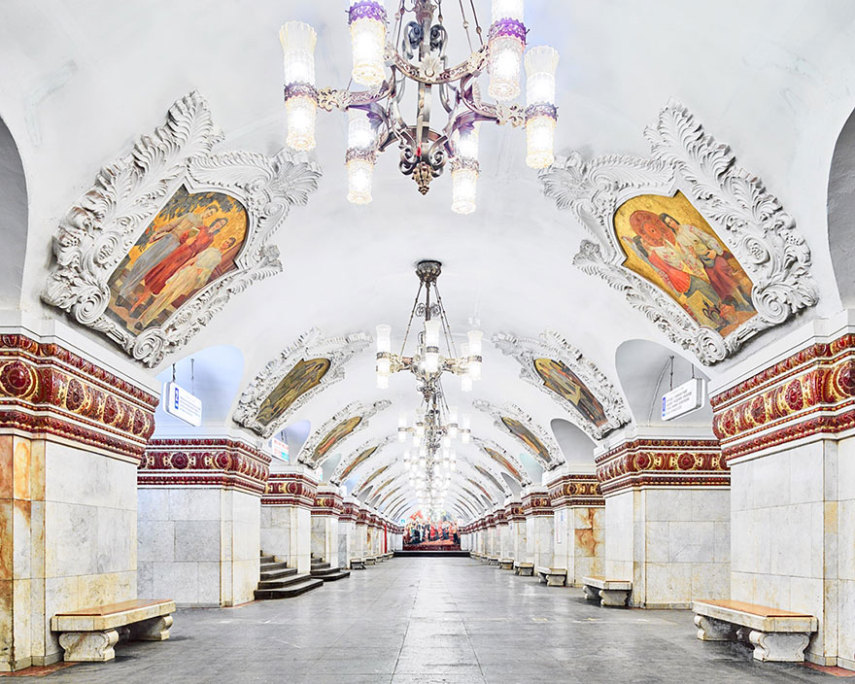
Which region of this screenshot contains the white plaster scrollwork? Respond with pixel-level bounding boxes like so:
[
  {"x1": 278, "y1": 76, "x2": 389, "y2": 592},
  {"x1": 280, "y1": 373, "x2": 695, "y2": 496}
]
[
  {"x1": 539, "y1": 100, "x2": 818, "y2": 365},
  {"x1": 298, "y1": 400, "x2": 392, "y2": 467},
  {"x1": 491, "y1": 330, "x2": 631, "y2": 439},
  {"x1": 232, "y1": 328, "x2": 371, "y2": 438},
  {"x1": 330, "y1": 434, "x2": 396, "y2": 485},
  {"x1": 42, "y1": 91, "x2": 323, "y2": 367},
  {"x1": 472, "y1": 399, "x2": 565, "y2": 470},
  {"x1": 472, "y1": 437, "x2": 532, "y2": 486}
]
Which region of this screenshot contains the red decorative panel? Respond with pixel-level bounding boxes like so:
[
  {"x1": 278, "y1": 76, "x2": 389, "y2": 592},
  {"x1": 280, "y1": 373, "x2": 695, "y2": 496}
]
[
  {"x1": 547, "y1": 473, "x2": 604, "y2": 507},
  {"x1": 262, "y1": 472, "x2": 317, "y2": 507}
]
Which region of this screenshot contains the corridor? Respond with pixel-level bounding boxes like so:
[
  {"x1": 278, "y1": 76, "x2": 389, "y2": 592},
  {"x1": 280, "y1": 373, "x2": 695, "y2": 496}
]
[{"x1": 36, "y1": 558, "x2": 838, "y2": 684}]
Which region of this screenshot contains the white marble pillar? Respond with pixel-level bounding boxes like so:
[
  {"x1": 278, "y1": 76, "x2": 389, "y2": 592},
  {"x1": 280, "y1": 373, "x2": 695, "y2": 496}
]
[
  {"x1": 338, "y1": 499, "x2": 358, "y2": 568},
  {"x1": 259, "y1": 464, "x2": 317, "y2": 574},
  {"x1": 523, "y1": 487, "x2": 554, "y2": 568},
  {"x1": 507, "y1": 499, "x2": 526, "y2": 563},
  {"x1": 596, "y1": 430, "x2": 729, "y2": 609},
  {"x1": 0, "y1": 330, "x2": 158, "y2": 671},
  {"x1": 712, "y1": 313, "x2": 855, "y2": 669},
  {"x1": 496, "y1": 509, "x2": 511, "y2": 560},
  {"x1": 485, "y1": 514, "x2": 497, "y2": 557},
  {"x1": 311, "y1": 485, "x2": 343, "y2": 565},
  {"x1": 546, "y1": 468, "x2": 605, "y2": 586}
]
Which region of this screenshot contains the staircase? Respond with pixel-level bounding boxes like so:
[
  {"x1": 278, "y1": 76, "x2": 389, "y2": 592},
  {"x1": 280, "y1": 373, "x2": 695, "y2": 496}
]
[
  {"x1": 254, "y1": 552, "x2": 323, "y2": 600},
  {"x1": 310, "y1": 555, "x2": 351, "y2": 582}
]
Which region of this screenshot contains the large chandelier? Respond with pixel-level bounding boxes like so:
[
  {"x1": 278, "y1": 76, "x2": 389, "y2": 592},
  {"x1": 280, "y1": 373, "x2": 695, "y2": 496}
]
[
  {"x1": 376, "y1": 260, "x2": 480, "y2": 512},
  {"x1": 279, "y1": 0, "x2": 559, "y2": 213}
]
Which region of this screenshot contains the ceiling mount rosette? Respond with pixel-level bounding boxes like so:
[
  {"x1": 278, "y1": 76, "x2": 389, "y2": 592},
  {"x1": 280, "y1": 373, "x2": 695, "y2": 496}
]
[
  {"x1": 232, "y1": 328, "x2": 370, "y2": 438},
  {"x1": 492, "y1": 330, "x2": 631, "y2": 439}
]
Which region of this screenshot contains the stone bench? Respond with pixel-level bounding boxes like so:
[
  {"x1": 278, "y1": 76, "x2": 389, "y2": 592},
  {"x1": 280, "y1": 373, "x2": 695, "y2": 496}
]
[
  {"x1": 365, "y1": 556, "x2": 377, "y2": 566},
  {"x1": 51, "y1": 598, "x2": 175, "y2": 663},
  {"x1": 499, "y1": 558, "x2": 514, "y2": 571},
  {"x1": 537, "y1": 567, "x2": 568, "y2": 587},
  {"x1": 513, "y1": 562, "x2": 534, "y2": 576},
  {"x1": 488, "y1": 557, "x2": 500, "y2": 567},
  {"x1": 582, "y1": 576, "x2": 631, "y2": 607},
  {"x1": 693, "y1": 599, "x2": 818, "y2": 662},
  {"x1": 350, "y1": 558, "x2": 366, "y2": 570}
]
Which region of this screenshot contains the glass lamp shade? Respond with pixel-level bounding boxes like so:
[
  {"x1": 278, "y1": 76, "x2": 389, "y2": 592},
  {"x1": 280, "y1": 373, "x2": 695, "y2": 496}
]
[
  {"x1": 376, "y1": 324, "x2": 391, "y2": 352},
  {"x1": 452, "y1": 124, "x2": 480, "y2": 161},
  {"x1": 525, "y1": 114, "x2": 556, "y2": 169},
  {"x1": 488, "y1": 35, "x2": 524, "y2": 102},
  {"x1": 424, "y1": 352, "x2": 439, "y2": 373},
  {"x1": 285, "y1": 95, "x2": 317, "y2": 151},
  {"x1": 279, "y1": 21, "x2": 317, "y2": 85},
  {"x1": 467, "y1": 329, "x2": 483, "y2": 357},
  {"x1": 461, "y1": 375, "x2": 473, "y2": 392},
  {"x1": 525, "y1": 45, "x2": 559, "y2": 105},
  {"x1": 346, "y1": 157, "x2": 374, "y2": 204},
  {"x1": 451, "y1": 165, "x2": 478, "y2": 215},
  {"x1": 491, "y1": 0, "x2": 524, "y2": 23},
  {"x1": 424, "y1": 319, "x2": 441, "y2": 347},
  {"x1": 348, "y1": 108, "x2": 375, "y2": 149},
  {"x1": 376, "y1": 373, "x2": 389, "y2": 389},
  {"x1": 349, "y1": 1, "x2": 387, "y2": 87}
]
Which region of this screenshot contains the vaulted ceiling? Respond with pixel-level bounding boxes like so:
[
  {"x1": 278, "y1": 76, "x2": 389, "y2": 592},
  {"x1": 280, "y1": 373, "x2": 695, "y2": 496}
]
[{"x1": 1, "y1": 0, "x2": 854, "y2": 521}]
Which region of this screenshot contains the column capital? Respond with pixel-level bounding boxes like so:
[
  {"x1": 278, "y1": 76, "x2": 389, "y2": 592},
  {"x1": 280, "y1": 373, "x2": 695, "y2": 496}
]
[
  {"x1": 262, "y1": 470, "x2": 318, "y2": 507},
  {"x1": 311, "y1": 485, "x2": 344, "y2": 516},
  {"x1": 505, "y1": 500, "x2": 525, "y2": 522},
  {"x1": 521, "y1": 487, "x2": 553, "y2": 517},
  {"x1": 546, "y1": 472, "x2": 604, "y2": 507},
  {"x1": 140, "y1": 437, "x2": 271, "y2": 495}
]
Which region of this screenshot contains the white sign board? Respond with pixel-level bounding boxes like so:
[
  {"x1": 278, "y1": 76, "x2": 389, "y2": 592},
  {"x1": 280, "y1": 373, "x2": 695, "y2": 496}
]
[
  {"x1": 661, "y1": 378, "x2": 706, "y2": 421},
  {"x1": 163, "y1": 382, "x2": 203, "y2": 426},
  {"x1": 267, "y1": 436, "x2": 289, "y2": 462}
]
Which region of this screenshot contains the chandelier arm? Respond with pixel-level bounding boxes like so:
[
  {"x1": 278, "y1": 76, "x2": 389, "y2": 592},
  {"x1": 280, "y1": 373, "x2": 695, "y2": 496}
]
[
  {"x1": 317, "y1": 81, "x2": 395, "y2": 112},
  {"x1": 390, "y1": 45, "x2": 487, "y2": 86}
]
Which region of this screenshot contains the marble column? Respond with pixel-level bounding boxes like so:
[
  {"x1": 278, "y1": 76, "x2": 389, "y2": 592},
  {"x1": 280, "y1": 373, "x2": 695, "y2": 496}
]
[
  {"x1": 523, "y1": 487, "x2": 554, "y2": 568},
  {"x1": 338, "y1": 499, "x2": 358, "y2": 568},
  {"x1": 546, "y1": 468, "x2": 605, "y2": 586},
  {"x1": 484, "y1": 513, "x2": 497, "y2": 558},
  {"x1": 711, "y1": 313, "x2": 855, "y2": 669},
  {"x1": 507, "y1": 499, "x2": 526, "y2": 563},
  {"x1": 596, "y1": 432, "x2": 730, "y2": 608},
  {"x1": 0, "y1": 330, "x2": 157, "y2": 671},
  {"x1": 259, "y1": 465, "x2": 317, "y2": 574},
  {"x1": 354, "y1": 507, "x2": 369, "y2": 560},
  {"x1": 311, "y1": 485, "x2": 343, "y2": 566},
  {"x1": 137, "y1": 437, "x2": 269, "y2": 607},
  {"x1": 495, "y1": 508, "x2": 511, "y2": 560}
]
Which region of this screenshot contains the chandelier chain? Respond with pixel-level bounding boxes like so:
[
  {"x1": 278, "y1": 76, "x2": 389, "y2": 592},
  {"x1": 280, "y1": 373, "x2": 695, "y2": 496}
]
[{"x1": 400, "y1": 280, "x2": 424, "y2": 358}]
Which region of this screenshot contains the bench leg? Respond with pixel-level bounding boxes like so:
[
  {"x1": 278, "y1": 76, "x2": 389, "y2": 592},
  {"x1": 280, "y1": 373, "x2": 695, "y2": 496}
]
[
  {"x1": 694, "y1": 615, "x2": 736, "y2": 641},
  {"x1": 58, "y1": 630, "x2": 119, "y2": 662},
  {"x1": 583, "y1": 585, "x2": 599, "y2": 602},
  {"x1": 130, "y1": 615, "x2": 173, "y2": 641},
  {"x1": 545, "y1": 574, "x2": 566, "y2": 587},
  {"x1": 520, "y1": 567, "x2": 533, "y2": 577},
  {"x1": 599, "y1": 589, "x2": 629, "y2": 607},
  {"x1": 748, "y1": 631, "x2": 811, "y2": 662}
]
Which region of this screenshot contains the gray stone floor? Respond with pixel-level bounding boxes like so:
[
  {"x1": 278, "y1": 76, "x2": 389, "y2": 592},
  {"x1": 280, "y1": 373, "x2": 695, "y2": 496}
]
[{"x1": 36, "y1": 557, "x2": 843, "y2": 683}]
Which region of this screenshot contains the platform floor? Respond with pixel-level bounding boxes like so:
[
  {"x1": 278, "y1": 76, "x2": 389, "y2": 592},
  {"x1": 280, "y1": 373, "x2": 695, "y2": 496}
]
[{"x1": 32, "y1": 557, "x2": 841, "y2": 683}]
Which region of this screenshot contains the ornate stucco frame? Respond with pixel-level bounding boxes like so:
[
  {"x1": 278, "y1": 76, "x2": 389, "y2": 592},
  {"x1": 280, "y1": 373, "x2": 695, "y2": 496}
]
[
  {"x1": 297, "y1": 399, "x2": 391, "y2": 467},
  {"x1": 492, "y1": 330, "x2": 631, "y2": 439},
  {"x1": 330, "y1": 434, "x2": 397, "y2": 485},
  {"x1": 472, "y1": 399, "x2": 564, "y2": 470},
  {"x1": 472, "y1": 436, "x2": 532, "y2": 487},
  {"x1": 539, "y1": 101, "x2": 818, "y2": 365},
  {"x1": 43, "y1": 91, "x2": 322, "y2": 367},
  {"x1": 232, "y1": 328, "x2": 371, "y2": 438}
]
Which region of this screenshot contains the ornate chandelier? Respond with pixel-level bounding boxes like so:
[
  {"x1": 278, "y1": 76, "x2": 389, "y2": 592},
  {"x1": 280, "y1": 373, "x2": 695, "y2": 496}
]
[
  {"x1": 376, "y1": 260, "x2": 480, "y2": 512},
  {"x1": 279, "y1": 0, "x2": 559, "y2": 213}
]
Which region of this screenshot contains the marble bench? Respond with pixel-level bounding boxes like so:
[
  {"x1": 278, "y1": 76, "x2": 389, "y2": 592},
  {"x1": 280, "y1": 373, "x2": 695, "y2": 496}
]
[
  {"x1": 488, "y1": 557, "x2": 500, "y2": 567},
  {"x1": 499, "y1": 558, "x2": 514, "y2": 571},
  {"x1": 513, "y1": 562, "x2": 534, "y2": 576},
  {"x1": 693, "y1": 599, "x2": 817, "y2": 662},
  {"x1": 350, "y1": 558, "x2": 366, "y2": 569},
  {"x1": 365, "y1": 556, "x2": 377, "y2": 566},
  {"x1": 51, "y1": 598, "x2": 175, "y2": 663},
  {"x1": 582, "y1": 576, "x2": 631, "y2": 607},
  {"x1": 536, "y1": 567, "x2": 568, "y2": 587}
]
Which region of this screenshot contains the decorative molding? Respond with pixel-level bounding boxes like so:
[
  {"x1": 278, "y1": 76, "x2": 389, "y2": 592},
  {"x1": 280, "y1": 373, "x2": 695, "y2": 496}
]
[
  {"x1": 472, "y1": 399, "x2": 565, "y2": 470},
  {"x1": 492, "y1": 330, "x2": 631, "y2": 439},
  {"x1": 595, "y1": 438, "x2": 727, "y2": 496},
  {"x1": 233, "y1": 328, "x2": 371, "y2": 438},
  {"x1": 505, "y1": 501, "x2": 525, "y2": 522},
  {"x1": 545, "y1": 473, "x2": 604, "y2": 508},
  {"x1": 330, "y1": 433, "x2": 396, "y2": 484},
  {"x1": 472, "y1": 437, "x2": 532, "y2": 486},
  {"x1": 312, "y1": 486, "x2": 344, "y2": 516},
  {"x1": 298, "y1": 400, "x2": 391, "y2": 467},
  {"x1": 0, "y1": 334, "x2": 157, "y2": 462},
  {"x1": 340, "y1": 500, "x2": 358, "y2": 522},
  {"x1": 540, "y1": 100, "x2": 818, "y2": 365},
  {"x1": 711, "y1": 333, "x2": 855, "y2": 463},
  {"x1": 139, "y1": 438, "x2": 271, "y2": 496},
  {"x1": 42, "y1": 91, "x2": 322, "y2": 367},
  {"x1": 262, "y1": 472, "x2": 318, "y2": 507},
  {"x1": 521, "y1": 488, "x2": 553, "y2": 517}
]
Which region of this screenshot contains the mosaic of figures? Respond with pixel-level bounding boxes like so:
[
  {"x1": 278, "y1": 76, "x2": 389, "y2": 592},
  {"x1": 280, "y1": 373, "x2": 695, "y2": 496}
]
[
  {"x1": 533, "y1": 357, "x2": 608, "y2": 428},
  {"x1": 255, "y1": 358, "x2": 331, "y2": 427},
  {"x1": 500, "y1": 416, "x2": 551, "y2": 466},
  {"x1": 403, "y1": 511, "x2": 460, "y2": 551}
]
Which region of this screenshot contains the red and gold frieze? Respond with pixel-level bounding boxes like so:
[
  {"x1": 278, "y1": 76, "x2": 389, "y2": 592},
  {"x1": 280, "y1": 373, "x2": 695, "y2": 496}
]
[
  {"x1": 483, "y1": 513, "x2": 496, "y2": 528},
  {"x1": 140, "y1": 438, "x2": 271, "y2": 495},
  {"x1": 494, "y1": 509, "x2": 508, "y2": 525},
  {"x1": 312, "y1": 489, "x2": 344, "y2": 516},
  {"x1": 547, "y1": 473, "x2": 604, "y2": 508},
  {"x1": 504, "y1": 502, "x2": 525, "y2": 522},
  {"x1": 521, "y1": 490, "x2": 553, "y2": 517},
  {"x1": 262, "y1": 471, "x2": 317, "y2": 507},
  {"x1": 0, "y1": 334, "x2": 157, "y2": 462},
  {"x1": 712, "y1": 333, "x2": 855, "y2": 462},
  {"x1": 356, "y1": 508, "x2": 370, "y2": 524},
  {"x1": 340, "y1": 501, "x2": 358, "y2": 522},
  {"x1": 595, "y1": 438, "x2": 727, "y2": 495}
]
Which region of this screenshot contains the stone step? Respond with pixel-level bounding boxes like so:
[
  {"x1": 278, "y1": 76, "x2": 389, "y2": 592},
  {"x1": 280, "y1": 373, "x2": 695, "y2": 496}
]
[
  {"x1": 311, "y1": 561, "x2": 331, "y2": 570},
  {"x1": 254, "y1": 577, "x2": 323, "y2": 600},
  {"x1": 310, "y1": 565, "x2": 342, "y2": 577},
  {"x1": 257, "y1": 572, "x2": 315, "y2": 590},
  {"x1": 260, "y1": 560, "x2": 289, "y2": 573},
  {"x1": 260, "y1": 553, "x2": 276, "y2": 563},
  {"x1": 260, "y1": 567, "x2": 298, "y2": 582},
  {"x1": 313, "y1": 569, "x2": 350, "y2": 582}
]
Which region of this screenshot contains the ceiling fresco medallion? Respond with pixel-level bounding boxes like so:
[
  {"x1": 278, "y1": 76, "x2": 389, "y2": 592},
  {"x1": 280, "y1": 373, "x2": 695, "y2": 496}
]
[
  {"x1": 297, "y1": 400, "x2": 391, "y2": 467},
  {"x1": 473, "y1": 438, "x2": 532, "y2": 486},
  {"x1": 233, "y1": 328, "x2": 370, "y2": 438},
  {"x1": 472, "y1": 400, "x2": 564, "y2": 471},
  {"x1": 330, "y1": 433, "x2": 397, "y2": 485},
  {"x1": 539, "y1": 100, "x2": 818, "y2": 365},
  {"x1": 492, "y1": 330, "x2": 631, "y2": 439},
  {"x1": 42, "y1": 91, "x2": 322, "y2": 367}
]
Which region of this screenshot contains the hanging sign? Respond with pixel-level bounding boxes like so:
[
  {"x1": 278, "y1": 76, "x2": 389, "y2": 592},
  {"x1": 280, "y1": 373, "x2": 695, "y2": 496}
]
[
  {"x1": 661, "y1": 378, "x2": 706, "y2": 421},
  {"x1": 163, "y1": 381, "x2": 203, "y2": 426},
  {"x1": 267, "y1": 436, "x2": 289, "y2": 462}
]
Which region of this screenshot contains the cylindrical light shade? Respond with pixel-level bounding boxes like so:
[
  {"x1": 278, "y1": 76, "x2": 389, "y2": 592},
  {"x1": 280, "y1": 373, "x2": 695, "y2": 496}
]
[
  {"x1": 348, "y1": 108, "x2": 375, "y2": 149},
  {"x1": 468, "y1": 359, "x2": 482, "y2": 381},
  {"x1": 488, "y1": 0, "x2": 525, "y2": 102},
  {"x1": 525, "y1": 46, "x2": 559, "y2": 106},
  {"x1": 467, "y1": 329, "x2": 483, "y2": 357},
  {"x1": 347, "y1": 156, "x2": 374, "y2": 204},
  {"x1": 279, "y1": 22, "x2": 317, "y2": 85},
  {"x1": 349, "y1": 1, "x2": 387, "y2": 87},
  {"x1": 452, "y1": 124, "x2": 481, "y2": 161},
  {"x1": 376, "y1": 373, "x2": 389, "y2": 389},
  {"x1": 525, "y1": 111, "x2": 557, "y2": 169},
  {"x1": 285, "y1": 94, "x2": 317, "y2": 151},
  {"x1": 376, "y1": 324, "x2": 391, "y2": 352},
  {"x1": 451, "y1": 160, "x2": 479, "y2": 215},
  {"x1": 424, "y1": 319, "x2": 441, "y2": 347}
]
